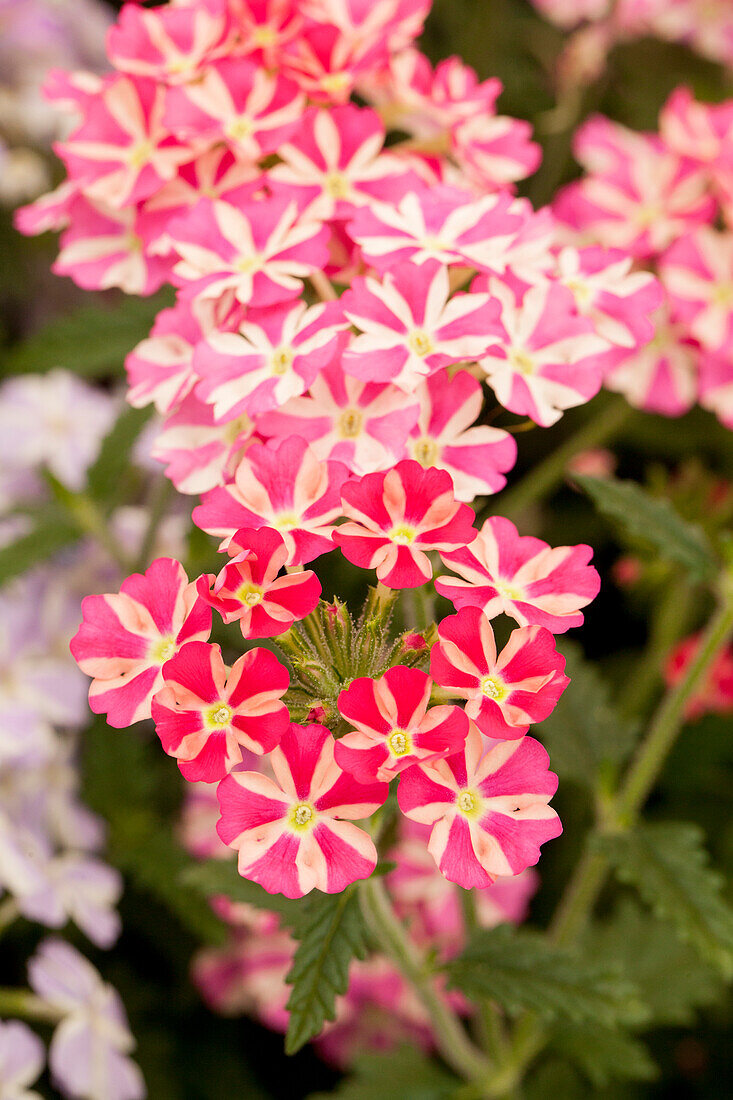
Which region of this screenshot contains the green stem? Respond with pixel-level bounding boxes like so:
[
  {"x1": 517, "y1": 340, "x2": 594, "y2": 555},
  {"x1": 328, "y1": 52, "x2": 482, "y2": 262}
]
[
  {"x1": 133, "y1": 475, "x2": 175, "y2": 574},
  {"x1": 0, "y1": 898, "x2": 19, "y2": 936},
  {"x1": 460, "y1": 893, "x2": 510, "y2": 1065},
  {"x1": 360, "y1": 877, "x2": 491, "y2": 1084},
  {"x1": 619, "y1": 577, "x2": 695, "y2": 721},
  {"x1": 0, "y1": 989, "x2": 63, "y2": 1025},
  {"x1": 494, "y1": 398, "x2": 632, "y2": 522}
]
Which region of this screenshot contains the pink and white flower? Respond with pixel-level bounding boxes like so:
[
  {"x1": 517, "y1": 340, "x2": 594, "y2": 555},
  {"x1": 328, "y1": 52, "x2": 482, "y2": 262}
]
[
  {"x1": 430, "y1": 607, "x2": 568, "y2": 740},
  {"x1": 437, "y1": 516, "x2": 600, "y2": 633},
  {"x1": 70, "y1": 558, "x2": 211, "y2": 728},
  {"x1": 477, "y1": 278, "x2": 607, "y2": 427},
  {"x1": 341, "y1": 259, "x2": 501, "y2": 391},
  {"x1": 604, "y1": 302, "x2": 698, "y2": 417},
  {"x1": 216, "y1": 723, "x2": 388, "y2": 897},
  {"x1": 193, "y1": 436, "x2": 349, "y2": 563},
  {"x1": 107, "y1": 0, "x2": 233, "y2": 84},
  {"x1": 151, "y1": 392, "x2": 256, "y2": 496},
  {"x1": 152, "y1": 640, "x2": 290, "y2": 782},
  {"x1": 198, "y1": 526, "x2": 322, "y2": 638},
  {"x1": 407, "y1": 369, "x2": 517, "y2": 502},
  {"x1": 397, "y1": 725, "x2": 561, "y2": 888},
  {"x1": 193, "y1": 299, "x2": 347, "y2": 420},
  {"x1": 699, "y1": 351, "x2": 733, "y2": 429},
  {"x1": 335, "y1": 666, "x2": 469, "y2": 782},
  {"x1": 659, "y1": 228, "x2": 733, "y2": 351},
  {"x1": 334, "y1": 459, "x2": 477, "y2": 588}
]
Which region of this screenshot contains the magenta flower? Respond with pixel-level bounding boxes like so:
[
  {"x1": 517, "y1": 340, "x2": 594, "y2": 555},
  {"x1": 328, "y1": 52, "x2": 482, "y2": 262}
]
[
  {"x1": 151, "y1": 391, "x2": 255, "y2": 496},
  {"x1": 436, "y1": 516, "x2": 600, "y2": 634},
  {"x1": 397, "y1": 725, "x2": 562, "y2": 888},
  {"x1": 198, "y1": 526, "x2": 322, "y2": 638},
  {"x1": 660, "y1": 228, "x2": 733, "y2": 351},
  {"x1": 407, "y1": 369, "x2": 517, "y2": 501},
  {"x1": 70, "y1": 558, "x2": 211, "y2": 727},
  {"x1": 604, "y1": 302, "x2": 698, "y2": 417},
  {"x1": 341, "y1": 259, "x2": 502, "y2": 391},
  {"x1": 430, "y1": 607, "x2": 568, "y2": 740},
  {"x1": 699, "y1": 350, "x2": 733, "y2": 429},
  {"x1": 170, "y1": 197, "x2": 330, "y2": 308},
  {"x1": 335, "y1": 665, "x2": 469, "y2": 782},
  {"x1": 478, "y1": 278, "x2": 607, "y2": 427},
  {"x1": 152, "y1": 640, "x2": 289, "y2": 782},
  {"x1": 257, "y1": 360, "x2": 419, "y2": 475},
  {"x1": 193, "y1": 436, "x2": 349, "y2": 563},
  {"x1": 334, "y1": 460, "x2": 477, "y2": 589},
  {"x1": 194, "y1": 299, "x2": 347, "y2": 419},
  {"x1": 216, "y1": 723, "x2": 388, "y2": 897},
  {"x1": 107, "y1": 0, "x2": 233, "y2": 84}
]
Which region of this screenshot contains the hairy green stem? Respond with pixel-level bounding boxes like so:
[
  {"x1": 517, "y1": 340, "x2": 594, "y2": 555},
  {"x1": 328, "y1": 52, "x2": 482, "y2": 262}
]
[{"x1": 360, "y1": 877, "x2": 491, "y2": 1084}]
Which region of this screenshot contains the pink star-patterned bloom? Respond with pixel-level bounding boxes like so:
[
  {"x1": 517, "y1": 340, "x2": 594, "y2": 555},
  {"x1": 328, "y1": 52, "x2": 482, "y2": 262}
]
[
  {"x1": 436, "y1": 515, "x2": 600, "y2": 634},
  {"x1": 126, "y1": 297, "x2": 241, "y2": 416},
  {"x1": 151, "y1": 391, "x2": 255, "y2": 496},
  {"x1": 53, "y1": 196, "x2": 169, "y2": 296},
  {"x1": 659, "y1": 86, "x2": 733, "y2": 173},
  {"x1": 197, "y1": 526, "x2": 322, "y2": 638},
  {"x1": 70, "y1": 558, "x2": 211, "y2": 728},
  {"x1": 333, "y1": 459, "x2": 477, "y2": 589},
  {"x1": 552, "y1": 116, "x2": 716, "y2": 259},
  {"x1": 477, "y1": 277, "x2": 607, "y2": 427},
  {"x1": 56, "y1": 75, "x2": 190, "y2": 209},
  {"x1": 268, "y1": 104, "x2": 418, "y2": 221},
  {"x1": 340, "y1": 258, "x2": 502, "y2": 391},
  {"x1": 430, "y1": 607, "x2": 569, "y2": 740},
  {"x1": 347, "y1": 185, "x2": 528, "y2": 274},
  {"x1": 397, "y1": 724, "x2": 562, "y2": 889},
  {"x1": 334, "y1": 666, "x2": 469, "y2": 783},
  {"x1": 280, "y1": 19, "x2": 385, "y2": 105},
  {"x1": 257, "y1": 360, "x2": 419, "y2": 476},
  {"x1": 453, "y1": 110, "x2": 541, "y2": 193},
  {"x1": 169, "y1": 197, "x2": 330, "y2": 308},
  {"x1": 107, "y1": 0, "x2": 233, "y2": 84},
  {"x1": 216, "y1": 723, "x2": 388, "y2": 898},
  {"x1": 604, "y1": 302, "x2": 698, "y2": 417},
  {"x1": 164, "y1": 58, "x2": 304, "y2": 161},
  {"x1": 659, "y1": 228, "x2": 733, "y2": 351},
  {"x1": 193, "y1": 436, "x2": 349, "y2": 563},
  {"x1": 193, "y1": 299, "x2": 347, "y2": 420},
  {"x1": 406, "y1": 369, "x2": 517, "y2": 502},
  {"x1": 699, "y1": 351, "x2": 733, "y2": 429},
  {"x1": 151, "y1": 640, "x2": 290, "y2": 782}
]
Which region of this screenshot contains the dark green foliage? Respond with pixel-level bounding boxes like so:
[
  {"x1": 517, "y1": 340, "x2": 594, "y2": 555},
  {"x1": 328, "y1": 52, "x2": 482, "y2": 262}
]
[{"x1": 309, "y1": 1047, "x2": 457, "y2": 1100}]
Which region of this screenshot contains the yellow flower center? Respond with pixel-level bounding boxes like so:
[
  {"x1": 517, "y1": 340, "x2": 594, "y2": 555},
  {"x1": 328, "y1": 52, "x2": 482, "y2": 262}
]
[
  {"x1": 252, "y1": 25, "x2": 278, "y2": 48},
  {"x1": 128, "y1": 140, "x2": 154, "y2": 169},
  {"x1": 320, "y1": 71, "x2": 351, "y2": 95},
  {"x1": 456, "y1": 789, "x2": 481, "y2": 817},
  {"x1": 388, "y1": 729, "x2": 412, "y2": 757},
  {"x1": 508, "y1": 347, "x2": 535, "y2": 376},
  {"x1": 288, "y1": 802, "x2": 316, "y2": 830},
  {"x1": 324, "y1": 171, "x2": 351, "y2": 200},
  {"x1": 151, "y1": 635, "x2": 176, "y2": 663},
  {"x1": 271, "y1": 347, "x2": 295, "y2": 375},
  {"x1": 411, "y1": 437, "x2": 439, "y2": 467},
  {"x1": 390, "y1": 524, "x2": 417, "y2": 545},
  {"x1": 226, "y1": 115, "x2": 255, "y2": 143},
  {"x1": 277, "y1": 513, "x2": 299, "y2": 531},
  {"x1": 339, "y1": 408, "x2": 363, "y2": 438},
  {"x1": 236, "y1": 582, "x2": 264, "y2": 607},
  {"x1": 712, "y1": 282, "x2": 733, "y2": 308},
  {"x1": 480, "y1": 676, "x2": 505, "y2": 701},
  {"x1": 206, "y1": 703, "x2": 233, "y2": 727},
  {"x1": 235, "y1": 253, "x2": 262, "y2": 275},
  {"x1": 407, "y1": 329, "x2": 434, "y2": 357}
]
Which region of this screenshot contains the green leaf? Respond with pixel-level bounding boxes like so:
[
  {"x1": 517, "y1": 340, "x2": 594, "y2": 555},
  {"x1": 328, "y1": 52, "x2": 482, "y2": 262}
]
[
  {"x1": 574, "y1": 475, "x2": 717, "y2": 582},
  {"x1": 86, "y1": 404, "x2": 153, "y2": 503},
  {"x1": 1, "y1": 290, "x2": 173, "y2": 378},
  {"x1": 0, "y1": 509, "x2": 79, "y2": 585},
  {"x1": 182, "y1": 859, "x2": 302, "y2": 926},
  {"x1": 309, "y1": 1047, "x2": 457, "y2": 1100},
  {"x1": 284, "y1": 886, "x2": 370, "y2": 1054},
  {"x1": 446, "y1": 925, "x2": 642, "y2": 1027},
  {"x1": 539, "y1": 641, "x2": 638, "y2": 784},
  {"x1": 596, "y1": 823, "x2": 733, "y2": 974},
  {"x1": 548, "y1": 1023, "x2": 657, "y2": 1089}
]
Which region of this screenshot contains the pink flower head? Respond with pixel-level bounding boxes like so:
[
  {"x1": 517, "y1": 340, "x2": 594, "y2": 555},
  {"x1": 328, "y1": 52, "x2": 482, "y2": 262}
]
[
  {"x1": 165, "y1": 58, "x2": 304, "y2": 160},
  {"x1": 15, "y1": 180, "x2": 77, "y2": 237},
  {"x1": 170, "y1": 197, "x2": 330, "y2": 308},
  {"x1": 193, "y1": 436, "x2": 348, "y2": 563},
  {"x1": 341, "y1": 258, "x2": 502, "y2": 391},
  {"x1": 430, "y1": 607, "x2": 568, "y2": 740},
  {"x1": 334, "y1": 460, "x2": 477, "y2": 589},
  {"x1": 407, "y1": 369, "x2": 517, "y2": 502},
  {"x1": 397, "y1": 725, "x2": 561, "y2": 888},
  {"x1": 268, "y1": 104, "x2": 417, "y2": 221},
  {"x1": 216, "y1": 723, "x2": 388, "y2": 897},
  {"x1": 478, "y1": 278, "x2": 607, "y2": 427},
  {"x1": 152, "y1": 640, "x2": 289, "y2": 782},
  {"x1": 452, "y1": 110, "x2": 541, "y2": 192},
  {"x1": 347, "y1": 185, "x2": 528, "y2": 274},
  {"x1": 257, "y1": 360, "x2": 419, "y2": 475},
  {"x1": 659, "y1": 86, "x2": 733, "y2": 170},
  {"x1": 335, "y1": 666, "x2": 469, "y2": 782},
  {"x1": 151, "y1": 391, "x2": 255, "y2": 495},
  {"x1": 198, "y1": 525, "x2": 321, "y2": 637},
  {"x1": 699, "y1": 350, "x2": 733, "y2": 429},
  {"x1": 56, "y1": 75, "x2": 189, "y2": 209},
  {"x1": 659, "y1": 228, "x2": 733, "y2": 351},
  {"x1": 665, "y1": 632, "x2": 733, "y2": 720},
  {"x1": 604, "y1": 302, "x2": 698, "y2": 417},
  {"x1": 70, "y1": 558, "x2": 211, "y2": 728},
  {"x1": 437, "y1": 516, "x2": 600, "y2": 634},
  {"x1": 107, "y1": 0, "x2": 233, "y2": 83},
  {"x1": 194, "y1": 299, "x2": 347, "y2": 420},
  {"x1": 553, "y1": 117, "x2": 715, "y2": 259},
  {"x1": 280, "y1": 19, "x2": 385, "y2": 105}
]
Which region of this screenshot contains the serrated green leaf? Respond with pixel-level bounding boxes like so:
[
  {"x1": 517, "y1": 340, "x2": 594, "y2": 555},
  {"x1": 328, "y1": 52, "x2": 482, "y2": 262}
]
[
  {"x1": 285, "y1": 886, "x2": 369, "y2": 1054},
  {"x1": 548, "y1": 1023, "x2": 658, "y2": 1088},
  {"x1": 309, "y1": 1046, "x2": 457, "y2": 1100},
  {"x1": 1, "y1": 291, "x2": 173, "y2": 378},
  {"x1": 446, "y1": 925, "x2": 641, "y2": 1027},
  {"x1": 574, "y1": 476, "x2": 717, "y2": 582},
  {"x1": 0, "y1": 509, "x2": 79, "y2": 585},
  {"x1": 86, "y1": 404, "x2": 153, "y2": 504},
  {"x1": 182, "y1": 859, "x2": 301, "y2": 926},
  {"x1": 596, "y1": 823, "x2": 733, "y2": 974},
  {"x1": 540, "y1": 641, "x2": 638, "y2": 784},
  {"x1": 584, "y1": 900, "x2": 724, "y2": 1027}
]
